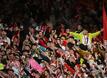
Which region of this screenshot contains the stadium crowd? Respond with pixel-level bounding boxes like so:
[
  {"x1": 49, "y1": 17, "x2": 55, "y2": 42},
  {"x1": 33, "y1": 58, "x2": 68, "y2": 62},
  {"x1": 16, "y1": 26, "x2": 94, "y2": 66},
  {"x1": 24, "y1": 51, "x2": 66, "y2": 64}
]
[
  {"x1": 0, "y1": 0, "x2": 107, "y2": 78},
  {"x1": 0, "y1": 20, "x2": 107, "y2": 78}
]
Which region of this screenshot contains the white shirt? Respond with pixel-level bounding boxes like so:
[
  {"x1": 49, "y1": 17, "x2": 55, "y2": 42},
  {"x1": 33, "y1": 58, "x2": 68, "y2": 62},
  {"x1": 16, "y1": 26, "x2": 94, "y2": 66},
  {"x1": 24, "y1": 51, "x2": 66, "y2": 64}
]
[{"x1": 82, "y1": 35, "x2": 91, "y2": 49}]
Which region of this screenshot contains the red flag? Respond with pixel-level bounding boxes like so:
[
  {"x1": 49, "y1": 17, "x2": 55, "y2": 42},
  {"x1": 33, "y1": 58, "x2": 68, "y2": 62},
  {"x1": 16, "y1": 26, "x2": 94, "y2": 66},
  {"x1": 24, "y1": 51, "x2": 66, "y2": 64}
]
[
  {"x1": 103, "y1": 4, "x2": 107, "y2": 40},
  {"x1": 64, "y1": 63, "x2": 75, "y2": 74}
]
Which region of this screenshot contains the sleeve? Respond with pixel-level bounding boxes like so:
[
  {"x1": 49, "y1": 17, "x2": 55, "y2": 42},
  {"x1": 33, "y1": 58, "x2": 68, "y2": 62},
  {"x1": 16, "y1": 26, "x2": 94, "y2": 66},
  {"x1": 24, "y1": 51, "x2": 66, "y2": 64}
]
[
  {"x1": 69, "y1": 32, "x2": 80, "y2": 38},
  {"x1": 90, "y1": 31, "x2": 101, "y2": 38},
  {"x1": 64, "y1": 63, "x2": 75, "y2": 74},
  {"x1": 39, "y1": 39, "x2": 48, "y2": 48}
]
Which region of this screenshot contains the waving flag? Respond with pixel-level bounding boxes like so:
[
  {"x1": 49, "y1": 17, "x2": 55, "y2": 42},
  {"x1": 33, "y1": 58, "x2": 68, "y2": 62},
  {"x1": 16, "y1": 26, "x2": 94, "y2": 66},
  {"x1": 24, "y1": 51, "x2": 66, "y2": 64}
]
[
  {"x1": 28, "y1": 58, "x2": 44, "y2": 73},
  {"x1": 103, "y1": 4, "x2": 107, "y2": 40}
]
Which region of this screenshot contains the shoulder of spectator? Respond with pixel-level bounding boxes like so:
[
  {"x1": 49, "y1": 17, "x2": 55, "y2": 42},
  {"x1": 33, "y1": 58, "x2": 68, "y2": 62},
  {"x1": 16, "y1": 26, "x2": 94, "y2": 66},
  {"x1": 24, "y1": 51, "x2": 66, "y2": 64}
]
[{"x1": 69, "y1": 32, "x2": 80, "y2": 35}]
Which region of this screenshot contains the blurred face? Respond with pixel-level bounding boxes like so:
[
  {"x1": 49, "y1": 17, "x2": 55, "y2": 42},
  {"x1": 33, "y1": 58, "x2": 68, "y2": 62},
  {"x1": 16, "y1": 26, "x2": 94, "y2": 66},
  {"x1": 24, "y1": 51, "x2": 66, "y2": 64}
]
[
  {"x1": 67, "y1": 38, "x2": 75, "y2": 44},
  {"x1": 26, "y1": 35, "x2": 30, "y2": 40},
  {"x1": 60, "y1": 24, "x2": 64, "y2": 28},
  {"x1": 82, "y1": 30, "x2": 88, "y2": 35},
  {"x1": 60, "y1": 39, "x2": 64, "y2": 45},
  {"x1": 69, "y1": 50, "x2": 74, "y2": 54},
  {"x1": 54, "y1": 34, "x2": 57, "y2": 39},
  {"x1": 57, "y1": 38, "x2": 61, "y2": 44},
  {"x1": 6, "y1": 49, "x2": 11, "y2": 54},
  {"x1": 52, "y1": 30, "x2": 56, "y2": 35},
  {"x1": 66, "y1": 29, "x2": 70, "y2": 33},
  {"x1": 32, "y1": 73, "x2": 40, "y2": 78},
  {"x1": 39, "y1": 31, "x2": 43, "y2": 37},
  {"x1": 69, "y1": 57, "x2": 76, "y2": 63},
  {"x1": 78, "y1": 25, "x2": 82, "y2": 30},
  {"x1": 8, "y1": 54, "x2": 15, "y2": 61},
  {"x1": 24, "y1": 45, "x2": 30, "y2": 51},
  {"x1": 47, "y1": 42, "x2": 55, "y2": 48},
  {"x1": 13, "y1": 37, "x2": 18, "y2": 43},
  {"x1": 9, "y1": 27, "x2": 13, "y2": 31},
  {"x1": 44, "y1": 71, "x2": 49, "y2": 76},
  {"x1": 61, "y1": 37, "x2": 65, "y2": 40},
  {"x1": 29, "y1": 27, "x2": 34, "y2": 33},
  {"x1": 2, "y1": 31, "x2": 7, "y2": 37},
  {"x1": 23, "y1": 51, "x2": 29, "y2": 56},
  {"x1": 14, "y1": 26, "x2": 19, "y2": 31},
  {"x1": 32, "y1": 45, "x2": 37, "y2": 50}
]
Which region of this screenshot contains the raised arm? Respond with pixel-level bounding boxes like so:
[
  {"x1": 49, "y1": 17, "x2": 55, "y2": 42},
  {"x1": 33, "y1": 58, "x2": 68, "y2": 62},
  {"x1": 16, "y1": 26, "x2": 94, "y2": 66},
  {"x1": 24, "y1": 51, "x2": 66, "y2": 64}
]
[
  {"x1": 90, "y1": 30, "x2": 101, "y2": 38},
  {"x1": 69, "y1": 32, "x2": 80, "y2": 38}
]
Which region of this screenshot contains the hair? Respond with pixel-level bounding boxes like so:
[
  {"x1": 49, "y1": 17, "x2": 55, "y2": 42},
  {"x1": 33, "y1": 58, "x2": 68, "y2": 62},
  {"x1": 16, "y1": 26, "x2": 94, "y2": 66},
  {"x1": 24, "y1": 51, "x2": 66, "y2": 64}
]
[
  {"x1": 31, "y1": 70, "x2": 39, "y2": 74},
  {"x1": 67, "y1": 42, "x2": 74, "y2": 49},
  {"x1": 79, "y1": 44, "x2": 88, "y2": 50}
]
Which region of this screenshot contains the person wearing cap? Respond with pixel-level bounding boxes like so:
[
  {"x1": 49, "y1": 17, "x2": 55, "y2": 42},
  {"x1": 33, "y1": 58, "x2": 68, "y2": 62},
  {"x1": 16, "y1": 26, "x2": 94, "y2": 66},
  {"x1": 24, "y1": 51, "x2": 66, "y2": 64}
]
[{"x1": 69, "y1": 29, "x2": 103, "y2": 49}]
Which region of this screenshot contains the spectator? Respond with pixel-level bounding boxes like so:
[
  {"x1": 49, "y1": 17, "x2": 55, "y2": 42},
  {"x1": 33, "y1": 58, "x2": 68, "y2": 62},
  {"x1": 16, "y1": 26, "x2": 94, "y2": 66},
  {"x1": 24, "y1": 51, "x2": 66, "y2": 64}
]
[{"x1": 69, "y1": 29, "x2": 103, "y2": 49}]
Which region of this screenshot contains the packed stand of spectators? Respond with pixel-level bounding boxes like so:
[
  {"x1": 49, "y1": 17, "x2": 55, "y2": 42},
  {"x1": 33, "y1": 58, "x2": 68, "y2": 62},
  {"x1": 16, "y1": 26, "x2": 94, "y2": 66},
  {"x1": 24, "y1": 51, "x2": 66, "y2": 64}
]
[
  {"x1": 0, "y1": 0, "x2": 107, "y2": 78},
  {"x1": 0, "y1": 19, "x2": 107, "y2": 78}
]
